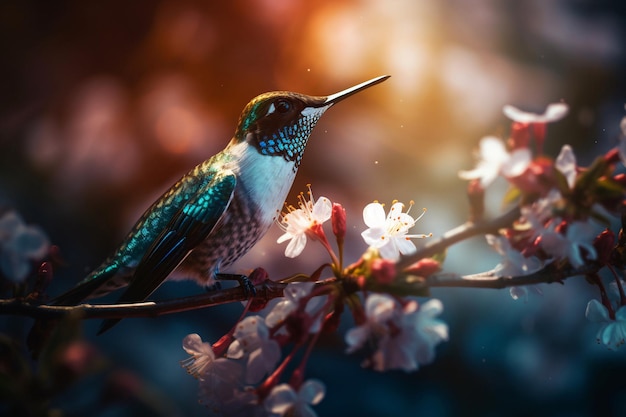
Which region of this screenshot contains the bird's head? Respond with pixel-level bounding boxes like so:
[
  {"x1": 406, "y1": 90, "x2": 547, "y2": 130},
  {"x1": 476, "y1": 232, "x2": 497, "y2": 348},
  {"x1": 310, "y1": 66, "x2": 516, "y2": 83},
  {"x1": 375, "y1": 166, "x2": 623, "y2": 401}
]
[{"x1": 233, "y1": 75, "x2": 390, "y2": 169}]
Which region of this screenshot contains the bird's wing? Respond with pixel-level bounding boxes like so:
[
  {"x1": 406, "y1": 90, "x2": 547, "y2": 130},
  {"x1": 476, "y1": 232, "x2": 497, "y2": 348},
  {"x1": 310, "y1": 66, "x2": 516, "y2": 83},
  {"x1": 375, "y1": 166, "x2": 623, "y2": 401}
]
[{"x1": 98, "y1": 172, "x2": 236, "y2": 334}]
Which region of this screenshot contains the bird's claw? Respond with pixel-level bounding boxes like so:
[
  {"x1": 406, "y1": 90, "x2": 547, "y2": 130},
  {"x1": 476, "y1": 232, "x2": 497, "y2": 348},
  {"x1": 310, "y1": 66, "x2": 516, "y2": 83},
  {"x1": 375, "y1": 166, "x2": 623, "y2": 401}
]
[{"x1": 215, "y1": 273, "x2": 257, "y2": 298}]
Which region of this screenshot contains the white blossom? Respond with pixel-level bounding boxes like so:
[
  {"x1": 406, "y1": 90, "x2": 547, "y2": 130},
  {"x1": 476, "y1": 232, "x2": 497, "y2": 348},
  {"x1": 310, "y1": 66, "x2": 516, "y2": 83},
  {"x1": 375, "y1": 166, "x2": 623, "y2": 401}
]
[
  {"x1": 585, "y1": 300, "x2": 626, "y2": 349},
  {"x1": 485, "y1": 234, "x2": 544, "y2": 301},
  {"x1": 361, "y1": 201, "x2": 429, "y2": 261},
  {"x1": 227, "y1": 316, "x2": 281, "y2": 384},
  {"x1": 458, "y1": 136, "x2": 531, "y2": 188},
  {"x1": 345, "y1": 294, "x2": 448, "y2": 372},
  {"x1": 265, "y1": 379, "x2": 325, "y2": 417},
  {"x1": 277, "y1": 190, "x2": 332, "y2": 258},
  {"x1": 181, "y1": 334, "x2": 247, "y2": 414},
  {"x1": 540, "y1": 221, "x2": 598, "y2": 268},
  {"x1": 181, "y1": 333, "x2": 217, "y2": 377},
  {"x1": 486, "y1": 234, "x2": 543, "y2": 278},
  {"x1": 265, "y1": 282, "x2": 326, "y2": 334}
]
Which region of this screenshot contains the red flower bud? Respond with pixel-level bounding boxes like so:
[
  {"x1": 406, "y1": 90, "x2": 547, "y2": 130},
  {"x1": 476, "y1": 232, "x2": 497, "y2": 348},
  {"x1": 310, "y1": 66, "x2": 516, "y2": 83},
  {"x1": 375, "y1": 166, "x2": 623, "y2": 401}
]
[
  {"x1": 331, "y1": 203, "x2": 346, "y2": 243},
  {"x1": 32, "y1": 261, "x2": 54, "y2": 299},
  {"x1": 403, "y1": 257, "x2": 441, "y2": 277},
  {"x1": 593, "y1": 228, "x2": 615, "y2": 265},
  {"x1": 604, "y1": 147, "x2": 621, "y2": 164},
  {"x1": 371, "y1": 258, "x2": 396, "y2": 285}
]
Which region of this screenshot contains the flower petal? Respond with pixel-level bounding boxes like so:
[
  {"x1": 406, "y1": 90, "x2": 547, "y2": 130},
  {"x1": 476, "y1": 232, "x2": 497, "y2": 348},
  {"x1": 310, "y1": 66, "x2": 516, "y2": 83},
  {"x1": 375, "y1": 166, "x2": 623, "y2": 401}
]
[
  {"x1": 585, "y1": 299, "x2": 610, "y2": 322},
  {"x1": 265, "y1": 384, "x2": 298, "y2": 414},
  {"x1": 420, "y1": 298, "x2": 444, "y2": 317},
  {"x1": 503, "y1": 148, "x2": 532, "y2": 177},
  {"x1": 182, "y1": 333, "x2": 211, "y2": 356},
  {"x1": 361, "y1": 227, "x2": 386, "y2": 248},
  {"x1": 299, "y1": 379, "x2": 325, "y2": 405},
  {"x1": 285, "y1": 233, "x2": 307, "y2": 258},
  {"x1": 395, "y1": 237, "x2": 417, "y2": 256},
  {"x1": 555, "y1": 145, "x2": 577, "y2": 188},
  {"x1": 366, "y1": 294, "x2": 396, "y2": 322},
  {"x1": 277, "y1": 231, "x2": 292, "y2": 244},
  {"x1": 503, "y1": 103, "x2": 568, "y2": 123},
  {"x1": 616, "y1": 306, "x2": 626, "y2": 321},
  {"x1": 386, "y1": 202, "x2": 406, "y2": 222},
  {"x1": 312, "y1": 196, "x2": 332, "y2": 222},
  {"x1": 345, "y1": 325, "x2": 370, "y2": 353},
  {"x1": 509, "y1": 286, "x2": 528, "y2": 301},
  {"x1": 543, "y1": 103, "x2": 569, "y2": 122},
  {"x1": 363, "y1": 203, "x2": 386, "y2": 228},
  {"x1": 479, "y1": 136, "x2": 508, "y2": 163},
  {"x1": 378, "y1": 241, "x2": 400, "y2": 260}
]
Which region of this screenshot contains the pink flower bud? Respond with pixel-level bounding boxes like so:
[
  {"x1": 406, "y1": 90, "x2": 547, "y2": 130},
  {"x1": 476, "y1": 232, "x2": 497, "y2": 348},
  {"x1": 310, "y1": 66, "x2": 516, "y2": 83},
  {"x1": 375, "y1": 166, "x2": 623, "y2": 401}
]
[
  {"x1": 593, "y1": 228, "x2": 615, "y2": 265},
  {"x1": 403, "y1": 258, "x2": 441, "y2": 277},
  {"x1": 604, "y1": 147, "x2": 621, "y2": 164},
  {"x1": 371, "y1": 258, "x2": 396, "y2": 285},
  {"x1": 331, "y1": 203, "x2": 346, "y2": 243},
  {"x1": 28, "y1": 261, "x2": 54, "y2": 301}
]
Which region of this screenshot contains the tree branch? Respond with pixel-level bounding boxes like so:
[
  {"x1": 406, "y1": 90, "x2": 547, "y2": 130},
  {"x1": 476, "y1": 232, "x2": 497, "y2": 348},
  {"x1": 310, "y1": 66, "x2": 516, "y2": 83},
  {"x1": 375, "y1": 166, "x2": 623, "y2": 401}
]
[
  {"x1": 0, "y1": 280, "x2": 288, "y2": 320},
  {"x1": 426, "y1": 262, "x2": 600, "y2": 289},
  {"x1": 397, "y1": 205, "x2": 521, "y2": 270}
]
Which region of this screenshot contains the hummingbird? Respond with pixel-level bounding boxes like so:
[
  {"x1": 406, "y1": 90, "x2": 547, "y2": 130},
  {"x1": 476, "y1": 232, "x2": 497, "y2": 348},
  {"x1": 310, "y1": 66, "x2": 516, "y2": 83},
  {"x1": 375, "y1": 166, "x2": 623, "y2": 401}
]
[{"x1": 52, "y1": 75, "x2": 390, "y2": 333}]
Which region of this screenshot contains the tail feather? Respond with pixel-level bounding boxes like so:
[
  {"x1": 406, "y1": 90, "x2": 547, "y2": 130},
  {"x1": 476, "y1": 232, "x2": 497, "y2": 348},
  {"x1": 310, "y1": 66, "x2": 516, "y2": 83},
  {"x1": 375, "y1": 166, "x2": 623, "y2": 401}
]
[
  {"x1": 28, "y1": 268, "x2": 119, "y2": 356},
  {"x1": 52, "y1": 274, "x2": 111, "y2": 305}
]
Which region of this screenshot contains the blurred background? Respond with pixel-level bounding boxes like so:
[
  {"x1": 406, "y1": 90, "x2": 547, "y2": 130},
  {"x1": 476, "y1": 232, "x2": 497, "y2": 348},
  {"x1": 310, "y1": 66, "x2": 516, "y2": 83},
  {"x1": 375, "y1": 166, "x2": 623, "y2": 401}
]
[{"x1": 1, "y1": 0, "x2": 626, "y2": 416}]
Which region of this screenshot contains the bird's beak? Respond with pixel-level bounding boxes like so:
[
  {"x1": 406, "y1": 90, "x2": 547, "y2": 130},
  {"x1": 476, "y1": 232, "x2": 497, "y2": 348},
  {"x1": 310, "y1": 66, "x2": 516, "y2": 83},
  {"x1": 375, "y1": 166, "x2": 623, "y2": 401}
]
[{"x1": 324, "y1": 75, "x2": 390, "y2": 106}]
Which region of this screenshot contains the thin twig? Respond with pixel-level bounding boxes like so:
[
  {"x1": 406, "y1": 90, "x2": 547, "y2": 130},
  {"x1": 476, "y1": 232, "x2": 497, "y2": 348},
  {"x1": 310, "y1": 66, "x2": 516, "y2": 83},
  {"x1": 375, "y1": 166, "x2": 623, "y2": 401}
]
[
  {"x1": 396, "y1": 206, "x2": 521, "y2": 270},
  {"x1": 426, "y1": 262, "x2": 600, "y2": 289}
]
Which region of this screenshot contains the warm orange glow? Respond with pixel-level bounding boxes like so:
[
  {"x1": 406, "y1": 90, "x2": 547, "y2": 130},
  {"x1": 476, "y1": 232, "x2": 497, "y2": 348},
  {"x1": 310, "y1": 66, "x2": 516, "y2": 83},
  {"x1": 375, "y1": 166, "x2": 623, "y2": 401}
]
[{"x1": 155, "y1": 105, "x2": 201, "y2": 155}]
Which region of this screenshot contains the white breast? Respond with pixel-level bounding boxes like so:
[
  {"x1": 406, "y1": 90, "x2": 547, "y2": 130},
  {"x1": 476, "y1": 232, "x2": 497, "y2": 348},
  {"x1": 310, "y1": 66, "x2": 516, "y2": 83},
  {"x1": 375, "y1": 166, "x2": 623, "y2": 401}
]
[{"x1": 226, "y1": 141, "x2": 297, "y2": 226}]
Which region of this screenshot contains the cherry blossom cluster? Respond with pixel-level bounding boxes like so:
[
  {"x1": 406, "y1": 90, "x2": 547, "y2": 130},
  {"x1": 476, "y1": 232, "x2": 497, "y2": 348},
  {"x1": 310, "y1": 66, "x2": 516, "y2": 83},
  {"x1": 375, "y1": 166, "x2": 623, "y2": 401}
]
[
  {"x1": 6, "y1": 102, "x2": 626, "y2": 416},
  {"x1": 181, "y1": 188, "x2": 445, "y2": 416},
  {"x1": 460, "y1": 103, "x2": 626, "y2": 347}
]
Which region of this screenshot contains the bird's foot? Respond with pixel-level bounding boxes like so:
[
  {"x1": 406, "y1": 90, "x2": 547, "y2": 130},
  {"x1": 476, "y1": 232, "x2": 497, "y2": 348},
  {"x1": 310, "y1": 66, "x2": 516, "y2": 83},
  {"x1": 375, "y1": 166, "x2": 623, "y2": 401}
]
[
  {"x1": 204, "y1": 281, "x2": 222, "y2": 292},
  {"x1": 215, "y1": 273, "x2": 256, "y2": 298}
]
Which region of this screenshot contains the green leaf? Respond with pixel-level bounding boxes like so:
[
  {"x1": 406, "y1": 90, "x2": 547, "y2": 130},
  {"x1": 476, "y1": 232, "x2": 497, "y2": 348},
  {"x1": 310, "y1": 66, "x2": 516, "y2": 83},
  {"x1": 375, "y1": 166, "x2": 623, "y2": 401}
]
[{"x1": 574, "y1": 156, "x2": 610, "y2": 191}]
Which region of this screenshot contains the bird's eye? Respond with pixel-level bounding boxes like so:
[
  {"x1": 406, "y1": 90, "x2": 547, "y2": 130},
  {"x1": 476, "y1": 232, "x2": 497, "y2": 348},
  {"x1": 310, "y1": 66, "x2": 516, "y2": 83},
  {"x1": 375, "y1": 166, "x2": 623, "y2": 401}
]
[{"x1": 274, "y1": 99, "x2": 291, "y2": 113}]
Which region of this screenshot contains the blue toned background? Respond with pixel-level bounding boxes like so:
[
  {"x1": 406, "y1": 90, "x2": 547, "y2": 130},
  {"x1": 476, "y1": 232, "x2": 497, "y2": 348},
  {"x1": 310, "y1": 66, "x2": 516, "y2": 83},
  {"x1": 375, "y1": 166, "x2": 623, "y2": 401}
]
[{"x1": 1, "y1": 1, "x2": 626, "y2": 416}]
